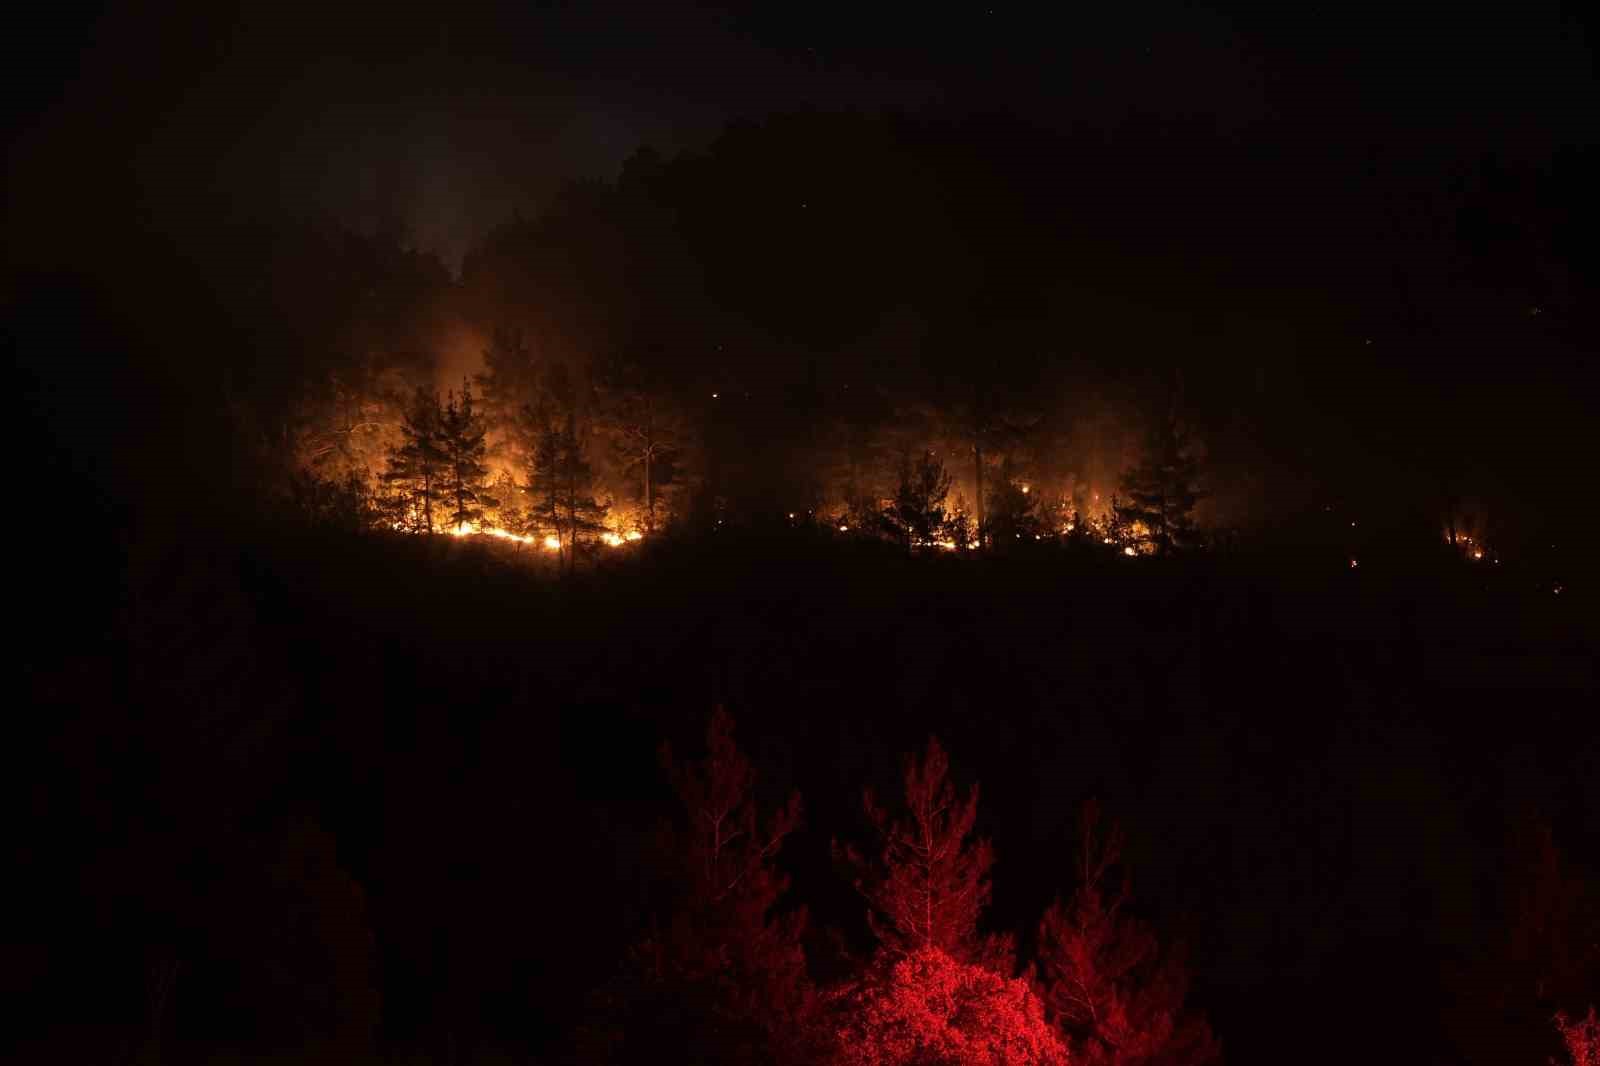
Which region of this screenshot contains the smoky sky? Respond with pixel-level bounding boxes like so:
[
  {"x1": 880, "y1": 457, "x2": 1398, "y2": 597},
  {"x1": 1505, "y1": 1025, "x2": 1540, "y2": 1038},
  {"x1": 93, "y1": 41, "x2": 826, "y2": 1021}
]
[{"x1": 9, "y1": 1, "x2": 1596, "y2": 270}]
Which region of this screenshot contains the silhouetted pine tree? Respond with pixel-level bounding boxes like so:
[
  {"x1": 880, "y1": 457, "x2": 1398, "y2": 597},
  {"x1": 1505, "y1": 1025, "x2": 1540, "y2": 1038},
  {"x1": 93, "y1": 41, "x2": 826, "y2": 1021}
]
[
  {"x1": 380, "y1": 385, "x2": 446, "y2": 534},
  {"x1": 437, "y1": 380, "x2": 494, "y2": 531},
  {"x1": 1115, "y1": 412, "x2": 1203, "y2": 553},
  {"x1": 474, "y1": 327, "x2": 539, "y2": 465},
  {"x1": 596, "y1": 359, "x2": 693, "y2": 532},
  {"x1": 526, "y1": 411, "x2": 608, "y2": 571},
  {"x1": 985, "y1": 456, "x2": 1044, "y2": 546},
  {"x1": 483, "y1": 470, "x2": 526, "y2": 535},
  {"x1": 881, "y1": 450, "x2": 953, "y2": 552}
]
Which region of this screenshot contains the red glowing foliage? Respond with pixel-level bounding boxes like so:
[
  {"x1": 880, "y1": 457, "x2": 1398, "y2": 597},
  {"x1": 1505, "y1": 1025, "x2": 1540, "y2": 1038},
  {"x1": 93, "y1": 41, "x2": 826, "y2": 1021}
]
[
  {"x1": 837, "y1": 736, "x2": 1000, "y2": 966},
  {"x1": 834, "y1": 946, "x2": 1069, "y2": 1066},
  {"x1": 1446, "y1": 818, "x2": 1600, "y2": 1065},
  {"x1": 1035, "y1": 801, "x2": 1218, "y2": 1066},
  {"x1": 1505, "y1": 822, "x2": 1598, "y2": 1006},
  {"x1": 648, "y1": 706, "x2": 810, "y2": 1030},
  {"x1": 1556, "y1": 1008, "x2": 1600, "y2": 1066}
]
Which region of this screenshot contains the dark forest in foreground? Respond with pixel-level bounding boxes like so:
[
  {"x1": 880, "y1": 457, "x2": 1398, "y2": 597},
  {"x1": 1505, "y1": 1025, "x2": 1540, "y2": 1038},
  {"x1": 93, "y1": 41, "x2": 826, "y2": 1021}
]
[{"x1": 13, "y1": 495, "x2": 1599, "y2": 1063}]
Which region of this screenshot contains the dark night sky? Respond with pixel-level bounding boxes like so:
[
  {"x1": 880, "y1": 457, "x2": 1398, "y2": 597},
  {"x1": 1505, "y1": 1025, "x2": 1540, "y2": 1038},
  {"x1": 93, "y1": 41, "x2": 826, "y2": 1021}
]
[{"x1": 9, "y1": 1, "x2": 1595, "y2": 269}]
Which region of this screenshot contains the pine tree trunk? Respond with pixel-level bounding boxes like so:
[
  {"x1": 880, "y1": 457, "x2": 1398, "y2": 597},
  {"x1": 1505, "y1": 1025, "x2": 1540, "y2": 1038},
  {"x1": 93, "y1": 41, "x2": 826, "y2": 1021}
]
[
  {"x1": 644, "y1": 445, "x2": 653, "y2": 533},
  {"x1": 974, "y1": 443, "x2": 985, "y2": 549},
  {"x1": 565, "y1": 485, "x2": 576, "y2": 576}
]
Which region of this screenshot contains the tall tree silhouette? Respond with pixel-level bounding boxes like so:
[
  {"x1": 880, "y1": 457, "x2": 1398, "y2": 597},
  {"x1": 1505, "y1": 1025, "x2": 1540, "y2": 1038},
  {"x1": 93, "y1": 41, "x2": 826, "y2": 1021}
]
[
  {"x1": 985, "y1": 456, "x2": 1044, "y2": 547},
  {"x1": 1035, "y1": 800, "x2": 1218, "y2": 1066},
  {"x1": 1115, "y1": 409, "x2": 1203, "y2": 554},
  {"x1": 475, "y1": 328, "x2": 538, "y2": 429},
  {"x1": 837, "y1": 737, "x2": 1005, "y2": 968},
  {"x1": 437, "y1": 380, "x2": 495, "y2": 532},
  {"x1": 597, "y1": 359, "x2": 693, "y2": 532},
  {"x1": 526, "y1": 411, "x2": 608, "y2": 572},
  {"x1": 940, "y1": 384, "x2": 1035, "y2": 550},
  {"x1": 380, "y1": 385, "x2": 446, "y2": 534},
  {"x1": 881, "y1": 450, "x2": 953, "y2": 552}
]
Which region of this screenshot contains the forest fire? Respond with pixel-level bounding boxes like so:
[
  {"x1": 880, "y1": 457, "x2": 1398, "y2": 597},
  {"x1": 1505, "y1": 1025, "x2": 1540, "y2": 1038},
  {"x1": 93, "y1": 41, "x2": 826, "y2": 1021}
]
[
  {"x1": 18, "y1": 3, "x2": 1599, "y2": 1064},
  {"x1": 442, "y1": 522, "x2": 642, "y2": 552},
  {"x1": 284, "y1": 311, "x2": 1224, "y2": 566},
  {"x1": 1447, "y1": 531, "x2": 1497, "y2": 564}
]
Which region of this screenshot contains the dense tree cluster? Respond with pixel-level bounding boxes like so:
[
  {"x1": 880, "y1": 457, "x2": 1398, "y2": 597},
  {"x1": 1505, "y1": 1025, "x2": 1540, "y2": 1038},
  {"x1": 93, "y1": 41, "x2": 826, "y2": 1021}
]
[
  {"x1": 230, "y1": 119, "x2": 1271, "y2": 559},
  {"x1": 179, "y1": 113, "x2": 1593, "y2": 564},
  {"x1": 581, "y1": 713, "x2": 1219, "y2": 1065},
  {"x1": 835, "y1": 947, "x2": 1068, "y2": 1066},
  {"x1": 373, "y1": 381, "x2": 505, "y2": 536}
]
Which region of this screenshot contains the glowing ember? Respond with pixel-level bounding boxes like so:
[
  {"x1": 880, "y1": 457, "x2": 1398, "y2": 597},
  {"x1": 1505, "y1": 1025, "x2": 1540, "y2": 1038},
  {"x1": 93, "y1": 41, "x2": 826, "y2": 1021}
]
[
  {"x1": 543, "y1": 535, "x2": 561, "y2": 551},
  {"x1": 601, "y1": 532, "x2": 625, "y2": 547},
  {"x1": 625, "y1": 530, "x2": 643, "y2": 542},
  {"x1": 1123, "y1": 546, "x2": 1136, "y2": 557},
  {"x1": 839, "y1": 525, "x2": 849, "y2": 532},
  {"x1": 1350, "y1": 558, "x2": 1359, "y2": 568},
  {"x1": 1472, "y1": 550, "x2": 1483, "y2": 560},
  {"x1": 1103, "y1": 537, "x2": 1114, "y2": 545}
]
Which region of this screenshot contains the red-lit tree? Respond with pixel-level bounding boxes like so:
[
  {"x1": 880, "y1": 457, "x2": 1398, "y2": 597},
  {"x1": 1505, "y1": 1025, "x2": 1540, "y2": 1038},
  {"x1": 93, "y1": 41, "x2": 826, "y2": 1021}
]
[
  {"x1": 1448, "y1": 817, "x2": 1600, "y2": 1065},
  {"x1": 1556, "y1": 1008, "x2": 1600, "y2": 1066},
  {"x1": 833, "y1": 946, "x2": 1068, "y2": 1066},
  {"x1": 837, "y1": 737, "x2": 1009, "y2": 970},
  {"x1": 655, "y1": 707, "x2": 808, "y2": 1018},
  {"x1": 581, "y1": 707, "x2": 812, "y2": 1064},
  {"x1": 1035, "y1": 800, "x2": 1218, "y2": 1066}
]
